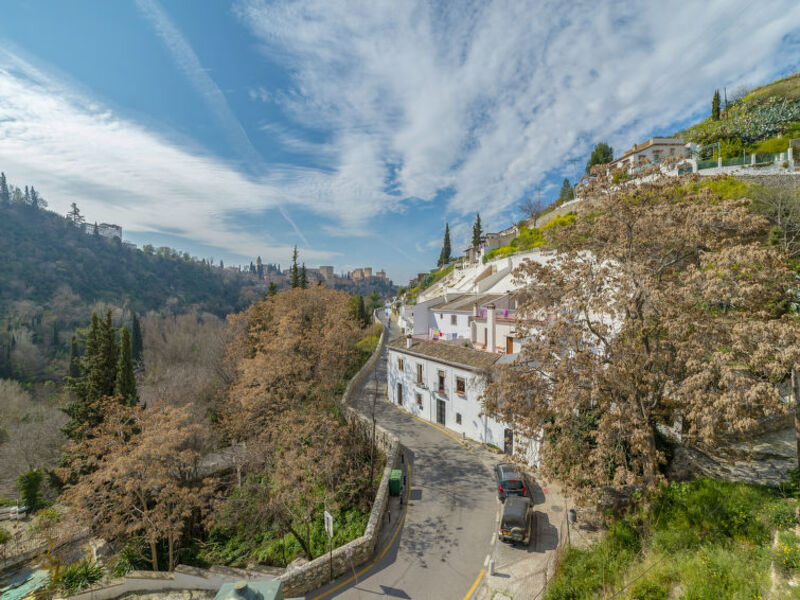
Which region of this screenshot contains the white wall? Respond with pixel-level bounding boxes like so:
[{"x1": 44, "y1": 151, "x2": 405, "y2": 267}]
[
  {"x1": 387, "y1": 348, "x2": 506, "y2": 448},
  {"x1": 429, "y1": 311, "x2": 471, "y2": 340}
]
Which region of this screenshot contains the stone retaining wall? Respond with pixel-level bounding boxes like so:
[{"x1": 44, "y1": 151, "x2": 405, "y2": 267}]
[{"x1": 62, "y1": 565, "x2": 280, "y2": 600}]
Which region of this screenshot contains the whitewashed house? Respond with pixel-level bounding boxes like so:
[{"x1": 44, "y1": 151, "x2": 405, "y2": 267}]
[{"x1": 387, "y1": 336, "x2": 524, "y2": 455}]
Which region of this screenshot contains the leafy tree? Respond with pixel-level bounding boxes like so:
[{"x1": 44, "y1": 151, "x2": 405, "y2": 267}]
[
  {"x1": 712, "y1": 88, "x2": 721, "y2": 120},
  {"x1": 60, "y1": 400, "x2": 213, "y2": 571},
  {"x1": 17, "y1": 468, "x2": 44, "y2": 512},
  {"x1": 290, "y1": 246, "x2": 300, "y2": 289},
  {"x1": 267, "y1": 281, "x2": 278, "y2": 296},
  {"x1": 131, "y1": 313, "x2": 144, "y2": 366},
  {"x1": 438, "y1": 223, "x2": 451, "y2": 267},
  {"x1": 300, "y1": 263, "x2": 308, "y2": 289},
  {"x1": 585, "y1": 142, "x2": 614, "y2": 173},
  {"x1": 557, "y1": 178, "x2": 574, "y2": 204},
  {"x1": 0, "y1": 172, "x2": 9, "y2": 206},
  {"x1": 485, "y1": 173, "x2": 799, "y2": 499},
  {"x1": 114, "y1": 325, "x2": 137, "y2": 406},
  {"x1": 472, "y1": 213, "x2": 482, "y2": 248}
]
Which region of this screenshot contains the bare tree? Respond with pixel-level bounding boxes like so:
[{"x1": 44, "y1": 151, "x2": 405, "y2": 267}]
[
  {"x1": 485, "y1": 173, "x2": 800, "y2": 499},
  {"x1": 518, "y1": 193, "x2": 546, "y2": 227}
]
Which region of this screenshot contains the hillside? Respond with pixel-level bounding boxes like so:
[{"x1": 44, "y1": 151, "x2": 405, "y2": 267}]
[
  {"x1": 680, "y1": 72, "x2": 800, "y2": 156},
  {"x1": 0, "y1": 201, "x2": 262, "y2": 381}
]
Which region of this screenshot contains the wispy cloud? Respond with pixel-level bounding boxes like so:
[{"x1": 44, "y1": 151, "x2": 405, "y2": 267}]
[
  {"x1": 134, "y1": 0, "x2": 311, "y2": 248},
  {"x1": 0, "y1": 49, "x2": 333, "y2": 264},
  {"x1": 236, "y1": 0, "x2": 800, "y2": 230}
]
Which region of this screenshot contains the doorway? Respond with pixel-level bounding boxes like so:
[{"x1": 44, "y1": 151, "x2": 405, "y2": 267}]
[
  {"x1": 397, "y1": 383, "x2": 403, "y2": 406},
  {"x1": 506, "y1": 336, "x2": 513, "y2": 354},
  {"x1": 436, "y1": 399, "x2": 446, "y2": 426}
]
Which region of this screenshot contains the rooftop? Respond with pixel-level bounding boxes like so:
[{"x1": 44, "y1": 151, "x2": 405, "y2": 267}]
[
  {"x1": 437, "y1": 293, "x2": 507, "y2": 312},
  {"x1": 388, "y1": 337, "x2": 502, "y2": 370}
]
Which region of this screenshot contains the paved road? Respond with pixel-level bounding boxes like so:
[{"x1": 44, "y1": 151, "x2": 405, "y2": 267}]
[{"x1": 311, "y1": 316, "x2": 499, "y2": 600}]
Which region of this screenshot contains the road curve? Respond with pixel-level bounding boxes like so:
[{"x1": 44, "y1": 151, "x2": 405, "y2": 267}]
[{"x1": 310, "y1": 316, "x2": 498, "y2": 600}]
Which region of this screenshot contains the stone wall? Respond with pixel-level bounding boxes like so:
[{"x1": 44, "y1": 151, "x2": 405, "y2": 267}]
[{"x1": 61, "y1": 565, "x2": 280, "y2": 600}]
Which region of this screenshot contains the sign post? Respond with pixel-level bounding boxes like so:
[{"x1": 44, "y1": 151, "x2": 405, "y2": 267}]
[{"x1": 324, "y1": 510, "x2": 334, "y2": 580}]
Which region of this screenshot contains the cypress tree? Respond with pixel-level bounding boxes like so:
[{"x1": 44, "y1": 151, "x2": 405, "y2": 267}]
[
  {"x1": 586, "y1": 142, "x2": 614, "y2": 174},
  {"x1": 472, "y1": 213, "x2": 482, "y2": 248},
  {"x1": 131, "y1": 313, "x2": 143, "y2": 366},
  {"x1": 557, "y1": 178, "x2": 574, "y2": 204},
  {"x1": 68, "y1": 336, "x2": 82, "y2": 379},
  {"x1": 438, "y1": 223, "x2": 451, "y2": 267},
  {"x1": 115, "y1": 325, "x2": 138, "y2": 406},
  {"x1": 86, "y1": 310, "x2": 117, "y2": 402},
  {"x1": 358, "y1": 295, "x2": 368, "y2": 327},
  {"x1": 300, "y1": 263, "x2": 308, "y2": 289},
  {"x1": 290, "y1": 246, "x2": 300, "y2": 288},
  {"x1": 712, "y1": 89, "x2": 721, "y2": 121},
  {"x1": 267, "y1": 281, "x2": 278, "y2": 296},
  {"x1": 0, "y1": 172, "x2": 9, "y2": 206}
]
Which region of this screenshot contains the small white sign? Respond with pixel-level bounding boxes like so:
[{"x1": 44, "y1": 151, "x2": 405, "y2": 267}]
[{"x1": 324, "y1": 510, "x2": 334, "y2": 539}]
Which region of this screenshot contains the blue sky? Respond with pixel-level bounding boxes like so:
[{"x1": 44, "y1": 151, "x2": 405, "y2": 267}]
[{"x1": 0, "y1": 1, "x2": 799, "y2": 283}]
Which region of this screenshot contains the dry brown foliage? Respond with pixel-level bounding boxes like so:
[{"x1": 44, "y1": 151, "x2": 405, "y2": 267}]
[
  {"x1": 60, "y1": 399, "x2": 214, "y2": 571},
  {"x1": 484, "y1": 174, "x2": 800, "y2": 500},
  {"x1": 214, "y1": 287, "x2": 376, "y2": 559}
]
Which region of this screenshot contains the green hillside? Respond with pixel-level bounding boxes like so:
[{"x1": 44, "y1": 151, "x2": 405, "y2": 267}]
[
  {"x1": 0, "y1": 201, "x2": 261, "y2": 381},
  {"x1": 680, "y1": 73, "x2": 800, "y2": 157}
]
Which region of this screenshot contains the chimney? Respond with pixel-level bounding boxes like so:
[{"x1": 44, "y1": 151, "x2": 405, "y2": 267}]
[
  {"x1": 487, "y1": 303, "x2": 496, "y2": 353},
  {"x1": 406, "y1": 334, "x2": 413, "y2": 349},
  {"x1": 472, "y1": 303, "x2": 478, "y2": 317}
]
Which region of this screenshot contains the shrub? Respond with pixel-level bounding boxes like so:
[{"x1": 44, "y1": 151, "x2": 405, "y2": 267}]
[
  {"x1": 51, "y1": 559, "x2": 104, "y2": 593},
  {"x1": 774, "y1": 531, "x2": 800, "y2": 573},
  {"x1": 17, "y1": 469, "x2": 43, "y2": 512},
  {"x1": 755, "y1": 136, "x2": 789, "y2": 154},
  {"x1": 0, "y1": 528, "x2": 11, "y2": 545}
]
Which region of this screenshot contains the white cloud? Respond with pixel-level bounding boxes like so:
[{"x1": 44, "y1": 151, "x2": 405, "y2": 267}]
[
  {"x1": 236, "y1": 0, "x2": 800, "y2": 226},
  {"x1": 0, "y1": 49, "x2": 334, "y2": 265}
]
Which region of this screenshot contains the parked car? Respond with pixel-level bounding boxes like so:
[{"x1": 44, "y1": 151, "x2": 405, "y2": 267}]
[
  {"x1": 494, "y1": 462, "x2": 529, "y2": 502},
  {"x1": 498, "y1": 495, "x2": 533, "y2": 546}
]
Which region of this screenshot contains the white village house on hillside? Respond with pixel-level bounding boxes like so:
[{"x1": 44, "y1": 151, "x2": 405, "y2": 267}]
[{"x1": 387, "y1": 335, "x2": 538, "y2": 462}]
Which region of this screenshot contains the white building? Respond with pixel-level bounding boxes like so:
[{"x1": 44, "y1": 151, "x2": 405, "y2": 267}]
[
  {"x1": 609, "y1": 137, "x2": 689, "y2": 171},
  {"x1": 387, "y1": 336, "x2": 516, "y2": 452}
]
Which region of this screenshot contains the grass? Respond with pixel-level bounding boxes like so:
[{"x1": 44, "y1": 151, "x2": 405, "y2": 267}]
[
  {"x1": 545, "y1": 479, "x2": 799, "y2": 600},
  {"x1": 483, "y1": 214, "x2": 576, "y2": 263}
]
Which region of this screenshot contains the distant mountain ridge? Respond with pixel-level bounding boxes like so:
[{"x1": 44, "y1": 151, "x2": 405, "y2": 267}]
[{"x1": 0, "y1": 200, "x2": 261, "y2": 381}]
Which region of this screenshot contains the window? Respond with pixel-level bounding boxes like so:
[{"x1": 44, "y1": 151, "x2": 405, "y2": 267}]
[
  {"x1": 456, "y1": 413, "x2": 462, "y2": 425},
  {"x1": 456, "y1": 377, "x2": 465, "y2": 395},
  {"x1": 416, "y1": 393, "x2": 423, "y2": 408},
  {"x1": 416, "y1": 364, "x2": 423, "y2": 384},
  {"x1": 450, "y1": 315, "x2": 457, "y2": 325},
  {"x1": 398, "y1": 358, "x2": 404, "y2": 371},
  {"x1": 437, "y1": 370, "x2": 445, "y2": 393}
]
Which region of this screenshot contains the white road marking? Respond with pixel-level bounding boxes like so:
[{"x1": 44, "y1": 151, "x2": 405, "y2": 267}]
[
  {"x1": 484, "y1": 554, "x2": 490, "y2": 567},
  {"x1": 490, "y1": 533, "x2": 496, "y2": 546}
]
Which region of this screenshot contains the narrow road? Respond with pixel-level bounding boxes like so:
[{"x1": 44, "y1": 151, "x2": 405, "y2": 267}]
[{"x1": 311, "y1": 316, "x2": 499, "y2": 600}]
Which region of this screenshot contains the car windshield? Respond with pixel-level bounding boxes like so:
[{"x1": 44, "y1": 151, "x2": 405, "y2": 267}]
[{"x1": 502, "y1": 479, "x2": 523, "y2": 490}]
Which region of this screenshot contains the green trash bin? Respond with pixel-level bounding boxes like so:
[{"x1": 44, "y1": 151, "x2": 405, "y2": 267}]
[{"x1": 389, "y1": 469, "x2": 402, "y2": 496}]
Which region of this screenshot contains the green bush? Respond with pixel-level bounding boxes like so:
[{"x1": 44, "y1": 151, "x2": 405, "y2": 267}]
[
  {"x1": 0, "y1": 497, "x2": 16, "y2": 508},
  {"x1": 0, "y1": 528, "x2": 11, "y2": 545},
  {"x1": 52, "y1": 559, "x2": 104, "y2": 593},
  {"x1": 546, "y1": 479, "x2": 785, "y2": 599},
  {"x1": 774, "y1": 531, "x2": 800, "y2": 573},
  {"x1": 109, "y1": 539, "x2": 152, "y2": 577},
  {"x1": 17, "y1": 469, "x2": 43, "y2": 512},
  {"x1": 755, "y1": 136, "x2": 790, "y2": 154}
]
